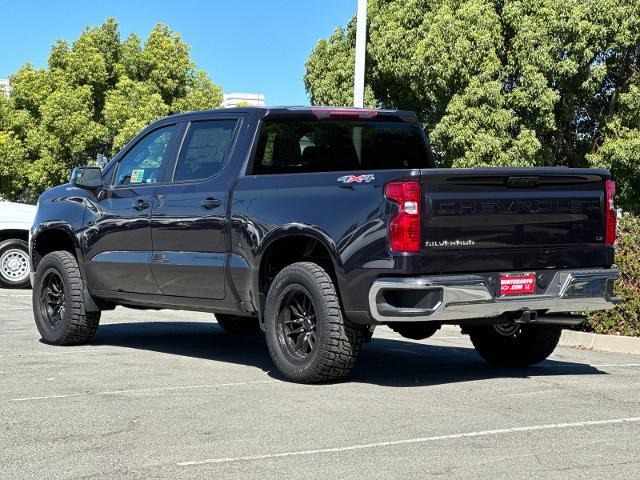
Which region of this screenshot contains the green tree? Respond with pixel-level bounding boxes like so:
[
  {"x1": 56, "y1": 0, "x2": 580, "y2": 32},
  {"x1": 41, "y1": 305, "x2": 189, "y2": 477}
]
[
  {"x1": 0, "y1": 18, "x2": 223, "y2": 200},
  {"x1": 304, "y1": 18, "x2": 377, "y2": 108},
  {"x1": 305, "y1": 0, "x2": 640, "y2": 212}
]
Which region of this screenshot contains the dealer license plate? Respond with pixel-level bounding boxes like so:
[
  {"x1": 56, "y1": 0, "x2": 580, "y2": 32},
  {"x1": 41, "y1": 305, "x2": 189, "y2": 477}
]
[{"x1": 499, "y1": 273, "x2": 536, "y2": 296}]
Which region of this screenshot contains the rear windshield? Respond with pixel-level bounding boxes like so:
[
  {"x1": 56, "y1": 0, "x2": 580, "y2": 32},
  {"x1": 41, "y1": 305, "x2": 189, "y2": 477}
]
[{"x1": 251, "y1": 119, "x2": 430, "y2": 174}]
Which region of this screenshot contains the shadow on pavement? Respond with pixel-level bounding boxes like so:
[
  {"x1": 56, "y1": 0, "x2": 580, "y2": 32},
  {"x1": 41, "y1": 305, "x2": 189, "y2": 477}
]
[{"x1": 89, "y1": 320, "x2": 606, "y2": 387}]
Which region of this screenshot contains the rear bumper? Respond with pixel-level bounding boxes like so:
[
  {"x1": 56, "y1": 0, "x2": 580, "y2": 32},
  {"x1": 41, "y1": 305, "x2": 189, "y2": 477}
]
[{"x1": 368, "y1": 269, "x2": 620, "y2": 323}]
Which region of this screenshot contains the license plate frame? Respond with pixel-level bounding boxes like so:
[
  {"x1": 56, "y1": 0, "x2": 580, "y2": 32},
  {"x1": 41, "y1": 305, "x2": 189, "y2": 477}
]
[{"x1": 499, "y1": 272, "x2": 536, "y2": 296}]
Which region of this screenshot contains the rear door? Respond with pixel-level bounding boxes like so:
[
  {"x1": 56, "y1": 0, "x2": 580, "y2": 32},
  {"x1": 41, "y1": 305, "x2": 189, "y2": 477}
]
[
  {"x1": 150, "y1": 117, "x2": 240, "y2": 299},
  {"x1": 418, "y1": 168, "x2": 611, "y2": 273}
]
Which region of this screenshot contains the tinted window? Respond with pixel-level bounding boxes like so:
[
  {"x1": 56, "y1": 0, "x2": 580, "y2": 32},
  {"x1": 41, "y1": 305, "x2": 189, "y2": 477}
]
[
  {"x1": 252, "y1": 120, "x2": 429, "y2": 174},
  {"x1": 112, "y1": 125, "x2": 176, "y2": 186},
  {"x1": 173, "y1": 120, "x2": 237, "y2": 182}
]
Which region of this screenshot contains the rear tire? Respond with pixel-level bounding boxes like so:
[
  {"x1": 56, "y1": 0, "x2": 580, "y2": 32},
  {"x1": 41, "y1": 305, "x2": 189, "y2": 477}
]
[
  {"x1": 215, "y1": 314, "x2": 262, "y2": 335},
  {"x1": 467, "y1": 323, "x2": 562, "y2": 366},
  {"x1": 32, "y1": 251, "x2": 100, "y2": 345},
  {"x1": 0, "y1": 239, "x2": 31, "y2": 289},
  {"x1": 264, "y1": 262, "x2": 365, "y2": 383},
  {"x1": 388, "y1": 322, "x2": 440, "y2": 340}
]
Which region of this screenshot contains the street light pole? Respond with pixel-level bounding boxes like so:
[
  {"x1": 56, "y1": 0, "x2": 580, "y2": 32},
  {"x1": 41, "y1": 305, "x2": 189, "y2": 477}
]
[{"x1": 353, "y1": 0, "x2": 367, "y2": 108}]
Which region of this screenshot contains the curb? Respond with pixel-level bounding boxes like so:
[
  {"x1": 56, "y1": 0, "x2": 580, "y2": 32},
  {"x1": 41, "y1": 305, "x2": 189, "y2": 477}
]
[{"x1": 560, "y1": 330, "x2": 640, "y2": 355}]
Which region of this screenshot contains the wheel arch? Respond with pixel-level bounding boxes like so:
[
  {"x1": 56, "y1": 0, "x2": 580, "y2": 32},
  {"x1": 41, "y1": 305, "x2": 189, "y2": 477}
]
[
  {"x1": 31, "y1": 224, "x2": 82, "y2": 274},
  {"x1": 255, "y1": 226, "x2": 345, "y2": 318}
]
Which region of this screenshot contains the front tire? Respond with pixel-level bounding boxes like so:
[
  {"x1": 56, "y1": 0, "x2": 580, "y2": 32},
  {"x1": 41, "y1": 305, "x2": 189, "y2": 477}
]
[
  {"x1": 0, "y1": 238, "x2": 31, "y2": 288},
  {"x1": 264, "y1": 262, "x2": 365, "y2": 383},
  {"x1": 32, "y1": 251, "x2": 100, "y2": 345},
  {"x1": 467, "y1": 323, "x2": 562, "y2": 366}
]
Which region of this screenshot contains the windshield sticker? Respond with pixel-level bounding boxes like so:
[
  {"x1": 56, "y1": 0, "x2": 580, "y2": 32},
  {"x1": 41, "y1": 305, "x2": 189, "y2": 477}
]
[
  {"x1": 130, "y1": 169, "x2": 144, "y2": 183},
  {"x1": 337, "y1": 174, "x2": 375, "y2": 184}
]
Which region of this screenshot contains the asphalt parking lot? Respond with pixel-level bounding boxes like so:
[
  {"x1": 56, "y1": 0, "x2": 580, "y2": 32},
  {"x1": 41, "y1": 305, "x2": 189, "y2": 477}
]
[{"x1": 1, "y1": 288, "x2": 639, "y2": 479}]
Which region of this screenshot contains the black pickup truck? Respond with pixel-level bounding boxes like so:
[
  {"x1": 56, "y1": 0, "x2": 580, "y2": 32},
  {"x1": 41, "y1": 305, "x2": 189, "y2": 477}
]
[{"x1": 30, "y1": 107, "x2": 620, "y2": 383}]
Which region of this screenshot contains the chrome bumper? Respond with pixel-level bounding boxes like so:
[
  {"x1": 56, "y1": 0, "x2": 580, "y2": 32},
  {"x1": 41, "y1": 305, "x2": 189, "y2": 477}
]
[{"x1": 368, "y1": 269, "x2": 620, "y2": 323}]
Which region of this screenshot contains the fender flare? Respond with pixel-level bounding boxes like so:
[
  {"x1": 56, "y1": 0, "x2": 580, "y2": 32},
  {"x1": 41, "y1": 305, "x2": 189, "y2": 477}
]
[
  {"x1": 31, "y1": 222, "x2": 83, "y2": 272},
  {"x1": 253, "y1": 224, "x2": 346, "y2": 311}
]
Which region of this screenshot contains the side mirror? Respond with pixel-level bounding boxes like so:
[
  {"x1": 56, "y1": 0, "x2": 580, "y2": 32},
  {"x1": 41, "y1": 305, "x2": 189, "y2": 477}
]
[{"x1": 70, "y1": 167, "x2": 103, "y2": 190}]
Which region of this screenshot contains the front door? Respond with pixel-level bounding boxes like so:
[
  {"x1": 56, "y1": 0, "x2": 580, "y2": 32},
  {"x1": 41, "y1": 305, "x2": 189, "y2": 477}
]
[
  {"x1": 150, "y1": 118, "x2": 239, "y2": 299},
  {"x1": 84, "y1": 124, "x2": 178, "y2": 294}
]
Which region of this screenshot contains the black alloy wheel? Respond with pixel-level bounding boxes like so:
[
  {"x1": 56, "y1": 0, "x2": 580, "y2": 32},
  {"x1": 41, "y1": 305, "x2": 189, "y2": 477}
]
[
  {"x1": 40, "y1": 270, "x2": 66, "y2": 328},
  {"x1": 277, "y1": 286, "x2": 318, "y2": 358}
]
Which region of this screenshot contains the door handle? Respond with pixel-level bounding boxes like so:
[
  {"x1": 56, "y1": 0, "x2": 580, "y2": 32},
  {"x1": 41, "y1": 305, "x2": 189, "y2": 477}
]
[
  {"x1": 201, "y1": 197, "x2": 222, "y2": 210},
  {"x1": 132, "y1": 199, "x2": 150, "y2": 211}
]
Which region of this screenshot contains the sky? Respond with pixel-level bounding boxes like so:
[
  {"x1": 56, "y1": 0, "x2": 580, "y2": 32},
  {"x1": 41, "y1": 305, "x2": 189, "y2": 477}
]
[{"x1": 0, "y1": 0, "x2": 356, "y2": 105}]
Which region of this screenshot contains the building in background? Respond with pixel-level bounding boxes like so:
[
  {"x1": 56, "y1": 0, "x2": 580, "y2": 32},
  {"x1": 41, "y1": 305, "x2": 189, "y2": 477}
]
[
  {"x1": 0, "y1": 79, "x2": 10, "y2": 97},
  {"x1": 222, "y1": 92, "x2": 265, "y2": 108}
]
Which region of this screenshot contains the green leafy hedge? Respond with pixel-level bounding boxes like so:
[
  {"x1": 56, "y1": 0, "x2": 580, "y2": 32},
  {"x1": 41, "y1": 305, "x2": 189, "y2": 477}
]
[{"x1": 584, "y1": 213, "x2": 640, "y2": 336}]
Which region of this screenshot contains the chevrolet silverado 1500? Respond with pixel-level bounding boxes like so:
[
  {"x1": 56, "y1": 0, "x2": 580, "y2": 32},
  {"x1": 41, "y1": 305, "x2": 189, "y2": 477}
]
[{"x1": 30, "y1": 107, "x2": 620, "y2": 382}]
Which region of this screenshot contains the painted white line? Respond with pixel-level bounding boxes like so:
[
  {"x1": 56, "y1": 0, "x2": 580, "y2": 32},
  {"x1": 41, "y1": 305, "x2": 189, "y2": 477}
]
[
  {"x1": 98, "y1": 380, "x2": 276, "y2": 396},
  {"x1": 590, "y1": 363, "x2": 640, "y2": 368},
  {"x1": 11, "y1": 379, "x2": 277, "y2": 402},
  {"x1": 0, "y1": 349, "x2": 121, "y2": 358},
  {"x1": 12, "y1": 393, "x2": 85, "y2": 402},
  {"x1": 177, "y1": 417, "x2": 640, "y2": 466},
  {"x1": 4, "y1": 307, "x2": 31, "y2": 310},
  {"x1": 360, "y1": 362, "x2": 640, "y2": 378}
]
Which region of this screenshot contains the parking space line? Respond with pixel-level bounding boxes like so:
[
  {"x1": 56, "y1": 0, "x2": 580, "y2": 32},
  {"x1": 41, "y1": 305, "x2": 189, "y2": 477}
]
[
  {"x1": 0, "y1": 349, "x2": 123, "y2": 358},
  {"x1": 98, "y1": 380, "x2": 277, "y2": 395},
  {"x1": 354, "y1": 362, "x2": 640, "y2": 379},
  {"x1": 12, "y1": 393, "x2": 85, "y2": 401},
  {"x1": 590, "y1": 363, "x2": 640, "y2": 367},
  {"x1": 11, "y1": 379, "x2": 277, "y2": 402},
  {"x1": 177, "y1": 416, "x2": 640, "y2": 466}
]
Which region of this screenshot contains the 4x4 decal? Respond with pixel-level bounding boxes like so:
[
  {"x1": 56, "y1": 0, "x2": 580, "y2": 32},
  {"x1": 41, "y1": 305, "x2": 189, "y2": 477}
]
[{"x1": 337, "y1": 174, "x2": 375, "y2": 184}]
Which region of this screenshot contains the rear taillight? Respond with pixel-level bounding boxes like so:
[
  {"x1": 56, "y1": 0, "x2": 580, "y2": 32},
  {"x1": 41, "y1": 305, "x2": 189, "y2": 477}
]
[
  {"x1": 605, "y1": 179, "x2": 616, "y2": 245},
  {"x1": 385, "y1": 181, "x2": 420, "y2": 253}
]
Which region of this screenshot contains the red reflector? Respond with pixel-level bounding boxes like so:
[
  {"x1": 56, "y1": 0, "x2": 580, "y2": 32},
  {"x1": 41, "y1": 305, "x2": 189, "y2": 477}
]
[
  {"x1": 386, "y1": 181, "x2": 420, "y2": 253},
  {"x1": 311, "y1": 108, "x2": 377, "y2": 120},
  {"x1": 605, "y1": 180, "x2": 616, "y2": 245},
  {"x1": 390, "y1": 214, "x2": 420, "y2": 252}
]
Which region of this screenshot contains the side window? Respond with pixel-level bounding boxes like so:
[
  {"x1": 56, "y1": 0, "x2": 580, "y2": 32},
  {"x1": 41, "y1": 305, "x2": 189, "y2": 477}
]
[
  {"x1": 112, "y1": 125, "x2": 176, "y2": 186},
  {"x1": 173, "y1": 120, "x2": 237, "y2": 182}
]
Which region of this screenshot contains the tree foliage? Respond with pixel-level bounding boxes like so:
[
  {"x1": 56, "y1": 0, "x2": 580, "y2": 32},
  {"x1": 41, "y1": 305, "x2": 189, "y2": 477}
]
[
  {"x1": 305, "y1": 0, "x2": 640, "y2": 212},
  {"x1": 586, "y1": 213, "x2": 640, "y2": 336},
  {"x1": 0, "y1": 18, "x2": 223, "y2": 201}
]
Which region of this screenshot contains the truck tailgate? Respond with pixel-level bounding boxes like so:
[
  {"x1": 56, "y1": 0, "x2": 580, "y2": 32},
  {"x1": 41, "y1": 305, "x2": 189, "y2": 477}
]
[{"x1": 419, "y1": 168, "x2": 612, "y2": 273}]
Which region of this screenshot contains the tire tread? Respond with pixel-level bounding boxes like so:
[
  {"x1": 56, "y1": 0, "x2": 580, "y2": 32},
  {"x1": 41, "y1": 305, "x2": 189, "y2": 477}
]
[
  {"x1": 468, "y1": 324, "x2": 562, "y2": 366},
  {"x1": 265, "y1": 262, "x2": 366, "y2": 383},
  {"x1": 33, "y1": 251, "x2": 100, "y2": 345}
]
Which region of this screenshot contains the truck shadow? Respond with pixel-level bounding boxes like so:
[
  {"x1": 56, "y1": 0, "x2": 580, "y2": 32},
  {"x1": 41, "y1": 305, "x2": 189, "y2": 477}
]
[{"x1": 90, "y1": 321, "x2": 605, "y2": 387}]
